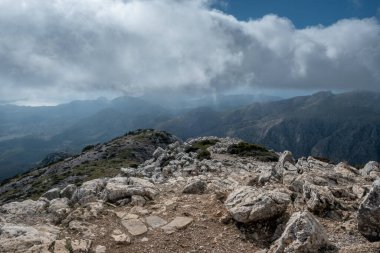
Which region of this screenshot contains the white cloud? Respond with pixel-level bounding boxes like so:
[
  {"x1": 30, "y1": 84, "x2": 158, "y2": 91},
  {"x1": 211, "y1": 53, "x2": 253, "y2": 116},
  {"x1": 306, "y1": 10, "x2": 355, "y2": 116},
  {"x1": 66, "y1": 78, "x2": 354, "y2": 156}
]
[{"x1": 0, "y1": 0, "x2": 379, "y2": 104}]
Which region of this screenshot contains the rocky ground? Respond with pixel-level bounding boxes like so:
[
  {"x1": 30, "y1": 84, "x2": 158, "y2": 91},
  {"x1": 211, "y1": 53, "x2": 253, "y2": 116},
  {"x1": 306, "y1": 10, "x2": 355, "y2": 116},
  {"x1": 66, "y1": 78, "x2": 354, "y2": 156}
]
[{"x1": 1, "y1": 135, "x2": 380, "y2": 253}]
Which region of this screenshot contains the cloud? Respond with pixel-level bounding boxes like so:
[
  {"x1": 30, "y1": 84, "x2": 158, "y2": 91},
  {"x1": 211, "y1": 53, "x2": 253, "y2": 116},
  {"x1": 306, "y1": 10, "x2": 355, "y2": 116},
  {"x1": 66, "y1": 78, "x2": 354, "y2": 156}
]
[{"x1": 0, "y1": 0, "x2": 379, "y2": 104}]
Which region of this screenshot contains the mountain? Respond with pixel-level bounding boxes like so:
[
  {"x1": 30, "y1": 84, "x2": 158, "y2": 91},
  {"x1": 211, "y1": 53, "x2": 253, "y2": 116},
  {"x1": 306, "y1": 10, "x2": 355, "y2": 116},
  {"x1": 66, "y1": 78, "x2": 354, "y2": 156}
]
[
  {"x1": 157, "y1": 91, "x2": 380, "y2": 165},
  {"x1": 1, "y1": 134, "x2": 379, "y2": 252},
  {"x1": 0, "y1": 94, "x2": 276, "y2": 181},
  {"x1": 0, "y1": 129, "x2": 179, "y2": 203}
]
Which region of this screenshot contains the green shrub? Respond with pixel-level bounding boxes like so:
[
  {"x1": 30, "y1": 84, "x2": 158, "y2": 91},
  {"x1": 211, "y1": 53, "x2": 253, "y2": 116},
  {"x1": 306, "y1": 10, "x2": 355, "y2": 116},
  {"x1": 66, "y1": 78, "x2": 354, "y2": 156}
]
[
  {"x1": 227, "y1": 142, "x2": 279, "y2": 162},
  {"x1": 197, "y1": 149, "x2": 211, "y2": 160},
  {"x1": 82, "y1": 145, "x2": 95, "y2": 152}
]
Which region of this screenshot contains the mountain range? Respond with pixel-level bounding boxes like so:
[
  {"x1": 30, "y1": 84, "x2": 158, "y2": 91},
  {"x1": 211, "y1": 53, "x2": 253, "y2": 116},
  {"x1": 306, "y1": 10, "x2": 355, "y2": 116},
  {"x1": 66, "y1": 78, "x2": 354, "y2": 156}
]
[{"x1": 0, "y1": 91, "x2": 379, "y2": 181}]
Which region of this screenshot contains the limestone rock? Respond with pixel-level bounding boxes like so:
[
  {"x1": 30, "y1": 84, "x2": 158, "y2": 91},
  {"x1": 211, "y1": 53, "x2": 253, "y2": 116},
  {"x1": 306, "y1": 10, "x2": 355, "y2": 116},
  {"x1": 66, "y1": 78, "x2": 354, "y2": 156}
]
[
  {"x1": 101, "y1": 177, "x2": 157, "y2": 203},
  {"x1": 268, "y1": 211, "x2": 331, "y2": 253},
  {"x1": 60, "y1": 184, "x2": 77, "y2": 199},
  {"x1": 0, "y1": 199, "x2": 48, "y2": 222},
  {"x1": 0, "y1": 223, "x2": 60, "y2": 253},
  {"x1": 71, "y1": 179, "x2": 107, "y2": 205},
  {"x1": 111, "y1": 231, "x2": 131, "y2": 244},
  {"x1": 161, "y1": 216, "x2": 193, "y2": 234},
  {"x1": 361, "y1": 161, "x2": 380, "y2": 175},
  {"x1": 145, "y1": 215, "x2": 167, "y2": 229},
  {"x1": 182, "y1": 179, "x2": 207, "y2": 194},
  {"x1": 302, "y1": 181, "x2": 336, "y2": 214},
  {"x1": 358, "y1": 179, "x2": 380, "y2": 242},
  {"x1": 95, "y1": 245, "x2": 107, "y2": 253},
  {"x1": 121, "y1": 218, "x2": 147, "y2": 236},
  {"x1": 42, "y1": 187, "x2": 61, "y2": 200},
  {"x1": 71, "y1": 239, "x2": 92, "y2": 253},
  {"x1": 224, "y1": 186, "x2": 290, "y2": 223}
]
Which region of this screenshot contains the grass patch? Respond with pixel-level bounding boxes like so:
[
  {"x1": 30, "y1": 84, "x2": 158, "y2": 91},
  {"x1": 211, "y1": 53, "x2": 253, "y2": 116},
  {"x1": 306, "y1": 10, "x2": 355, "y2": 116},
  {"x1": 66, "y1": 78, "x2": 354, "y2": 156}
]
[{"x1": 227, "y1": 142, "x2": 279, "y2": 162}]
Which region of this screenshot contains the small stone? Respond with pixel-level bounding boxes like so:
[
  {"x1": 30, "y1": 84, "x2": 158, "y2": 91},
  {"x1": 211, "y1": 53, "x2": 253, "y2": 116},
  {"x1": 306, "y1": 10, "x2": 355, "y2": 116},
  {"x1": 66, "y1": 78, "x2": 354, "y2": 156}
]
[
  {"x1": 141, "y1": 237, "x2": 149, "y2": 242},
  {"x1": 111, "y1": 233, "x2": 131, "y2": 244},
  {"x1": 71, "y1": 239, "x2": 92, "y2": 253},
  {"x1": 95, "y1": 245, "x2": 107, "y2": 253},
  {"x1": 121, "y1": 218, "x2": 148, "y2": 236}
]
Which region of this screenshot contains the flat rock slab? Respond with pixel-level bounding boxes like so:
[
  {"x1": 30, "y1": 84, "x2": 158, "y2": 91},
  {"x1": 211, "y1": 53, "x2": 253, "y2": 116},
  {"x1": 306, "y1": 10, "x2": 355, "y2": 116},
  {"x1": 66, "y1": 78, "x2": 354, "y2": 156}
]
[
  {"x1": 121, "y1": 218, "x2": 147, "y2": 236},
  {"x1": 145, "y1": 216, "x2": 167, "y2": 229},
  {"x1": 162, "y1": 216, "x2": 193, "y2": 234}
]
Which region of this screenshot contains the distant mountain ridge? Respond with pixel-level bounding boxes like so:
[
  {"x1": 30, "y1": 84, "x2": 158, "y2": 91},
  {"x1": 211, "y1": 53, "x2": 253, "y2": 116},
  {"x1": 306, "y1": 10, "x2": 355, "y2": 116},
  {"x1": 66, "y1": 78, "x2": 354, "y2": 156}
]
[
  {"x1": 157, "y1": 91, "x2": 380, "y2": 165},
  {"x1": 0, "y1": 94, "x2": 276, "y2": 181},
  {"x1": 0, "y1": 91, "x2": 379, "y2": 182}
]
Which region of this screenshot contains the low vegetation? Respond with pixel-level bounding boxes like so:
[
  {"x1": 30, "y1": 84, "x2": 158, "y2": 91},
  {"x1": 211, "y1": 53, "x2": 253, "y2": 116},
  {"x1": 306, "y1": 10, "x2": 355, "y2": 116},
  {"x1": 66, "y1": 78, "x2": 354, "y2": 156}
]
[
  {"x1": 227, "y1": 142, "x2": 279, "y2": 162},
  {"x1": 185, "y1": 139, "x2": 219, "y2": 160}
]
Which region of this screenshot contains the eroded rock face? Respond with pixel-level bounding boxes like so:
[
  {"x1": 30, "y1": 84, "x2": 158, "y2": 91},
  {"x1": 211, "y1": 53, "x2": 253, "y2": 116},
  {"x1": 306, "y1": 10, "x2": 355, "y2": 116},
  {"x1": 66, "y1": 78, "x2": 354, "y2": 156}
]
[
  {"x1": 224, "y1": 186, "x2": 290, "y2": 223},
  {"x1": 268, "y1": 211, "x2": 331, "y2": 253},
  {"x1": 358, "y1": 179, "x2": 380, "y2": 242}
]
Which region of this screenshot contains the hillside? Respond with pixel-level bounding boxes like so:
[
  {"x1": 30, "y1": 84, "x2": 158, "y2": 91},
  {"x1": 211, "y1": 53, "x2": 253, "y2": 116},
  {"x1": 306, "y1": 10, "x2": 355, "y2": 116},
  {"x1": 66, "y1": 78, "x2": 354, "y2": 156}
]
[
  {"x1": 0, "y1": 130, "x2": 179, "y2": 204},
  {"x1": 0, "y1": 132, "x2": 379, "y2": 252},
  {"x1": 158, "y1": 91, "x2": 380, "y2": 165}
]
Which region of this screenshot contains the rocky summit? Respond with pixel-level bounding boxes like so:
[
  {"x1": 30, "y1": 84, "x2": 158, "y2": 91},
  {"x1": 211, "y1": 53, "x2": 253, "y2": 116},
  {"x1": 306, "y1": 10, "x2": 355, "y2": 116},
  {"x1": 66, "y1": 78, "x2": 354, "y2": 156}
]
[{"x1": 0, "y1": 132, "x2": 380, "y2": 253}]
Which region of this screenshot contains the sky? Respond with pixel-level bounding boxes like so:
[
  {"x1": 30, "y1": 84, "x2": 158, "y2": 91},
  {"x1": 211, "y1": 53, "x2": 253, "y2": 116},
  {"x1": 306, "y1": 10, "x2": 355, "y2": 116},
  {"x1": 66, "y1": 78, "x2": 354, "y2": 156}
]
[{"x1": 0, "y1": 0, "x2": 379, "y2": 105}]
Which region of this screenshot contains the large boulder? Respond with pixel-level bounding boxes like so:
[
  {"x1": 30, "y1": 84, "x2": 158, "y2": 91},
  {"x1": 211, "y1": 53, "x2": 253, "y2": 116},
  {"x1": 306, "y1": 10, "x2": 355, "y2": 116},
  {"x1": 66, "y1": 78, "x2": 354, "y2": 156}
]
[
  {"x1": 358, "y1": 179, "x2": 380, "y2": 242},
  {"x1": 71, "y1": 179, "x2": 107, "y2": 205},
  {"x1": 268, "y1": 211, "x2": 331, "y2": 253},
  {"x1": 302, "y1": 181, "x2": 336, "y2": 214},
  {"x1": 361, "y1": 161, "x2": 380, "y2": 179},
  {"x1": 182, "y1": 179, "x2": 207, "y2": 194},
  {"x1": 273, "y1": 151, "x2": 295, "y2": 179},
  {"x1": 101, "y1": 177, "x2": 158, "y2": 203},
  {"x1": 224, "y1": 186, "x2": 290, "y2": 223},
  {"x1": 0, "y1": 199, "x2": 48, "y2": 222},
  {"x1": 0, "y1": 223, "x2": 60, "y2": 252}
]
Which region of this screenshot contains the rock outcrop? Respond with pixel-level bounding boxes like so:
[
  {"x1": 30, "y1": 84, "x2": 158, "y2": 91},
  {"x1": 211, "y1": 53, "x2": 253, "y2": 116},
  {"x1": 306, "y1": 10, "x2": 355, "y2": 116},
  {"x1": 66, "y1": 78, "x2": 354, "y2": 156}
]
[
  {"x1": 268, "y1": 211, "x2": 331, "y2": 253},
  {"x1": 225, "y1": 186, "x2": 290, "y2": 223},
  {"x1": 358, "y1": 179, "x2": 380, "y2": 242},
  {"x1": 0, "y1": 134, "x2": 378, "y2": 252}
]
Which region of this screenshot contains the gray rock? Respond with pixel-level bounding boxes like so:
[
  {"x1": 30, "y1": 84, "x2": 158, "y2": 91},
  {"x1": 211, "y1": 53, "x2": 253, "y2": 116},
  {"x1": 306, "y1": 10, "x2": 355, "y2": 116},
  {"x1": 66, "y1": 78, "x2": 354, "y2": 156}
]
[
  {"x1": 0, "y1": 199, "x2": 48, "y2": 222},
  {"x1": 71, "y1": 239, "x2": 92, "y2": 253},
  {"x1": 42, "y1": 187, "x2": 61, "y2": 200},
  {"x1": 0, "y1": 223, "x2": 60, "y2": 253},
  {"x1": 182, "y1": 179, "x2": 207, "y2": 194},
  {"x1": 101, "y1": 177, "x2": 158, "y2": 203},
  {"x1": 361, "y1": 161, "x2": 380, "y2": 177},
  {"x1": 358, "y1": 179, "x2": 380, "y2": 242},
  {"x1": 145, "y1": 216, "x2": 167, "y2": 228},
  {"x1": 153, "y1": 147, "x2": 165, "y2": 159},
  {"x1": 268, "y1": 211, "x2": 331, "y2": 253},
  {"x1": 302, "y1": 181, "x2": 336, "y2": 214},
  {"x1": 161, "y1": 216, "x2": 193, "y2": 234},
  {"x1": 95, "y1": 245, "x2": 107, "y2": 253},
  {"x1": 60, "y1": 184, "x2": 77, "y2": 199},
  {"x1": 224, "y1": 186, "x2": 290, "y2": 223},
  {"x1": 71, "y1": 179, "x2": 107, "y2": 205},
  {"x1": 121, "y1": 218, "x2": 147, "y2": 236}
]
